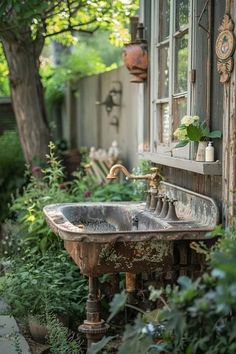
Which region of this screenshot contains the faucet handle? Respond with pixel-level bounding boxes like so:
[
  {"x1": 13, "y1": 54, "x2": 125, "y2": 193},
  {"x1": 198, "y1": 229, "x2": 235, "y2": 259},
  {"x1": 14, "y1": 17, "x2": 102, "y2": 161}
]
[
  {"x1": 150, "y1": 167, "x2": 159, "y2": 173},
  {"x1": 150, "y1": 167, "x2": 164, "y2": 179},
  {"x1": 169, "y1": 198, "x2": 177, "y2": 204},
  {"x1": 165, "y1": 199, "x2": 179, "y2": 221},
  {"x1": 162, "y1": 195, "x2": 169, "y2": 201},
  {"x1": 149, "y1": 167, "x2": 163, "y2": 189}
]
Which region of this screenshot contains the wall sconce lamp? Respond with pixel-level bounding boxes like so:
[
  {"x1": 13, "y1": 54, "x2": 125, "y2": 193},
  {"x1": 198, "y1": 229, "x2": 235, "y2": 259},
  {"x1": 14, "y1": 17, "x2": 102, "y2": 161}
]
[
  {"x1": 109, "y1": 116, "x2": 119, "y2": 132},
  {"x1": 96, "y1": 81, "x2": 122, "y2": 115}
]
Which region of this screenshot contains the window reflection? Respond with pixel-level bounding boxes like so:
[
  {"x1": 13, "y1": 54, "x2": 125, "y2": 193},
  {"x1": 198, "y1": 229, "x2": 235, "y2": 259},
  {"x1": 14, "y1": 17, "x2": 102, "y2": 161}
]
[
  {"x1": 159, "y1": 0, "x2": 170, "y2": 41},
  {"x1": 175, "y1": 34, "x2": 188, "y2": 93},
  {"x1": 172, "y1": 97, "x2": 187, "y2": 139},
  {"x1": 158, "y1": 45, "x2": 169, "y2": 98},
  {"x1": 157, "y1": 103, "x2": 170, "y2": 144},
  {"x1": 175, "y1": 0, "x2": 189, "y2": 31}
]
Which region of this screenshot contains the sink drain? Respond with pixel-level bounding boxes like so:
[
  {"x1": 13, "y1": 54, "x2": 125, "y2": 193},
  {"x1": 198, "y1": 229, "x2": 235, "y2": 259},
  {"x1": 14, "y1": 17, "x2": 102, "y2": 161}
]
[{"x1": 76, "y1": 219, "x2": 116, "y2": 232}]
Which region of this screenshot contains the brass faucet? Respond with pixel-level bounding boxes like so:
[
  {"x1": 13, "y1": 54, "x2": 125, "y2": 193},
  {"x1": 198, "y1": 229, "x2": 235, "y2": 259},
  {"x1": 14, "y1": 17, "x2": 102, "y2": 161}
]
[{"x1": 106, "y1": 164, "x2": 162, "y2": 190}]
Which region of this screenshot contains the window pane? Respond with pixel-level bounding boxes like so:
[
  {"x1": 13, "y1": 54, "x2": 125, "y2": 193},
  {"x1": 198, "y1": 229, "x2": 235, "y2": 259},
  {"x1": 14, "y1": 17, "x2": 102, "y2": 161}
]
[
  {"x1": 159, "y1": 0, "x2": 170, "y2": 41},
  {"x1": 158, "y1": 45, "x2": 169, "y2": 98},
  {"x1": 175, "y1": 0, "x2": 189, "y2": 31},
  {"x1": 175, "y1": 33, "x2": 188, "y2": 93},
  {"x1": 157, "y1": 103, "x2": 170, "y2": 144},
  {"x1": 172, "y1": 97, "x2": 187, "y2": 139}
]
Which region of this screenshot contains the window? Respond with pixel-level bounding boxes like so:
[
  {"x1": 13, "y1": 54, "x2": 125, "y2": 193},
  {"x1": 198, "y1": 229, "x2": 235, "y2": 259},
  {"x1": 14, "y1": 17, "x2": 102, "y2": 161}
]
[{"x1": 150, "y1": 0, "x2": 192, "y2": 157}]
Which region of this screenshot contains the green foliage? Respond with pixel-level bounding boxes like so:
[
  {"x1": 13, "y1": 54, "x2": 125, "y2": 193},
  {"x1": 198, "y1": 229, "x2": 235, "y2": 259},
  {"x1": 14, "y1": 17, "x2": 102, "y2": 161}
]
[
  {"x1": 0, "y1": 220, "x2": 23, "y2": 259},
  {"x1": 90, "y1": 180, "x2": 143, "y2": 202},
  {"x1": 10, "y1": 142, "x2": 72, "y2": 253},
  {"x1": 71, "y1": 158, "x2": 148, "y2": 203},
  {"x1": 0, "y1": 131, "x2": 25, "y2": 180},
  {"x1": 0, "y1": 1, "x2": 138, "y2": 39},
  {"x1": 91, "y1": 227, "x2": 236, "y2": 354},
  {"x1": 0, "y1": 131, "x2": 25, "y2": 221},
  {"x1": 0, "y1": 250, "x2": 88, "y2": 321},
  {"x1": 159, "y1": 233, "x2": 236, "y2": 353},
  {"x1": 46, "y1": 312, "x2": 81, "y2": 354},
  {"x1": 107, "y1": 291, "x2": 128, "y2": 322},
  {"x1": 0, "y1": 44, "x2": 10, "y2": 96},
  {"x1": 41, "y1": 42, "x2": 117, "y2": 105},
  {"x1": 78, "y1": 31, "x2": 123, "y2": 67},
  {"x1": 89, "y1": 335, "x2": 116, "y2": 354},
  {"x1": 13, "y1": 332, "x2": 23, "y2": 354}
]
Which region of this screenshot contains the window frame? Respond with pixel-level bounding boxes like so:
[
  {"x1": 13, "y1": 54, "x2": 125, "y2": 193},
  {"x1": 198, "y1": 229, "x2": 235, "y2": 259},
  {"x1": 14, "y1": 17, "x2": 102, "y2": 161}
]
[{"x1": 149, "y1": 0, "x2": 195, "y2": 158}]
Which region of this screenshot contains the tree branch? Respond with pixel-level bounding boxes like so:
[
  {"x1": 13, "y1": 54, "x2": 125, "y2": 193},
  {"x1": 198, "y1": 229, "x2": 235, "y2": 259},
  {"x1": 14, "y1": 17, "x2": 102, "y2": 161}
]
[
  {"x1": 66, "y1": 0, "x2": 72, "y2": 29},
  {"x1": 45, "y1": 0, "x2": 63, "y2": 15},
  {"x1": 45, "y1": 25, "x2": 99, "y2": 38}
]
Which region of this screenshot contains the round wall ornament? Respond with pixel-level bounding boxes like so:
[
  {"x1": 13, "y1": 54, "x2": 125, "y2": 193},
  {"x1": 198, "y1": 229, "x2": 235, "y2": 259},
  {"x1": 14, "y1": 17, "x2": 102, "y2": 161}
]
[
  {"x1": 215, "y1": 30, "x2": 235, "y2": 60},
  {"x1": 215, "y1": 14, "x2": 235, "y2": 84}
]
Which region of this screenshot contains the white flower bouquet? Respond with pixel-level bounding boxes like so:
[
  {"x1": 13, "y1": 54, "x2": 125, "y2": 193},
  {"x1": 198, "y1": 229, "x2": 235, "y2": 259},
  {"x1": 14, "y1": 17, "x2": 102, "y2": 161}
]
[{"x1": 174, "y1": 115, "x2": 221, "y2": 148}]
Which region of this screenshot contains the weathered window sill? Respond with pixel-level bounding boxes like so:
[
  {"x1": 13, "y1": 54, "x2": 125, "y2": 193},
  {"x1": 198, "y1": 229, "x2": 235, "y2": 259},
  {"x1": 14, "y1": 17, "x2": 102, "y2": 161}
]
[{"x1": 138, "y1": 152, "x2": 222, "y2": 175}]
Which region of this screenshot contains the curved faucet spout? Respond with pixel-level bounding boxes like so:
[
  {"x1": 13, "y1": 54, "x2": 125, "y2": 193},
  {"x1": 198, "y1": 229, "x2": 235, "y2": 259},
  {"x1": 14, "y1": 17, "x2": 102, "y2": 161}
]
[
  {"x1": 106, "y1": 163, "x2": 162, "y2": 190},
  {"x1": 106, "y1": 164, "x2": 132, "y2": 180}
]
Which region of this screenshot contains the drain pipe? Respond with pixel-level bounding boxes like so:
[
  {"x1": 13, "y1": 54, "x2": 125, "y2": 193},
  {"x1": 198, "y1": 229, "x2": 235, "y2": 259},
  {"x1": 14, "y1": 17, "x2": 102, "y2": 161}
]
[
  {"x1": 79, "y1": 276, "x2": 109, "y2": 351},
  {"x1": 126, "y1": 272, "x2": 136, "y2": 293}
]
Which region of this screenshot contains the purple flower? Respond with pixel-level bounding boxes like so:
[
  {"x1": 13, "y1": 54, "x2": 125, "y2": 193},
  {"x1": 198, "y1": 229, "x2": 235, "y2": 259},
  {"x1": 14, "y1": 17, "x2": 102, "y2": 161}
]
[
  {"x1": 83, "y1": 190, "x2": 91, "y2": 198},
  {"x1": 31, "y1": 166, "x2": 41, "y2": 174}
]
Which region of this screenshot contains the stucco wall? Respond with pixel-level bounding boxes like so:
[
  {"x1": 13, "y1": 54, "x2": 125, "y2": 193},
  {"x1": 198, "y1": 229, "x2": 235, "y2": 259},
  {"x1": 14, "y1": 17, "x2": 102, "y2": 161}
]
[{"x1": 62, "y1": 66, "x2": 140, "y2": 170}]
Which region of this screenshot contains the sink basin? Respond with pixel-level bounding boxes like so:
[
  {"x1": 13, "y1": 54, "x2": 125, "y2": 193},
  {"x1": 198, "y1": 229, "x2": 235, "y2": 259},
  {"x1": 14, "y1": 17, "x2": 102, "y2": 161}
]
[
  {"x1": 61, "y1": 203, "x2": 169, "y2": 232},
  {"x1": 44, "y1": 182, "x2": 220, "y2": 349},
  {"x1": 43, "y1": 202, "x2": 173, "y2": 275},
  {"x1": 43, "y1": 182, "x2": 219, "y2": 276}
]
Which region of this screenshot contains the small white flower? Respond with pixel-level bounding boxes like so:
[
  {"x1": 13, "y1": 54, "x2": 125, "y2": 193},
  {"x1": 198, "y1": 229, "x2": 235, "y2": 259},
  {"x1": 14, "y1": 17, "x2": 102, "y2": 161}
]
[
  {"x1": 181, "y1": 115, "x2": 195, "y2": 126},
  {"x1": 192, "y1": 115, "x2": 200, "y2": 122},
  {"x1": 142, "y1": 323, "x2": 155, "y2": 334},
  {"x1": 174, "y1": 128, "x2": 188, "y2": 140}
]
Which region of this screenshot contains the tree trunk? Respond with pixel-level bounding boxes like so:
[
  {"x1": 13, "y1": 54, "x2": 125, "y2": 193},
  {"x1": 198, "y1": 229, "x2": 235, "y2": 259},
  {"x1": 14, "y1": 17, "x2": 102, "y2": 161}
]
[{"x1": 2, "y1": 34, "x2": 50, "y2": 163}]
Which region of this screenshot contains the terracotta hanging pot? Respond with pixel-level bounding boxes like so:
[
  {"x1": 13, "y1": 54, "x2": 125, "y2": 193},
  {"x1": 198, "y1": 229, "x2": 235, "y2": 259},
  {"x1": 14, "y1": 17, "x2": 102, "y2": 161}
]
[{"x1": 123, "y1": 23, "x2": 148, "y2": 83}]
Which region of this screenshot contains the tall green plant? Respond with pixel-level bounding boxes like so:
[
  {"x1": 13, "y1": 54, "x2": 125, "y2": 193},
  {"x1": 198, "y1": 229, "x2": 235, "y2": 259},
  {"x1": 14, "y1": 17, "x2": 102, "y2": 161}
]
[
  {"x1": 46, "y1": 312, "x2": 82, "y2": 354},
  {"x1": 10, "y1": 142, "x2": 71, "y2": 253}
]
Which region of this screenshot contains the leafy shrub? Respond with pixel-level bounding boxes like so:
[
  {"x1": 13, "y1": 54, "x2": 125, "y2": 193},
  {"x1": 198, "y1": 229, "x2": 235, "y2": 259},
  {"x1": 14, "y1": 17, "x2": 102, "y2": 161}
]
[
  {"x1": 149, "y1": 233, "x2": 236, "y2": 354},
  {"x1": 9, "y1": 142, "x2": 73, "y2": 253},
  {"x1": 0, "y1": 44, "x2": 10, "y2": 96},
  {"x1": 0, "y1": 250, "x2": 88, "y2": 321},
  {"x1": 0, "y1": 220, "x2": 23, "y2": 259},
  {"x1": 41, "y1": 42, "x2": 117, "y2": 105},
  {"x1": 71, "y1": 170, "x2": 144, "y2": 203}
]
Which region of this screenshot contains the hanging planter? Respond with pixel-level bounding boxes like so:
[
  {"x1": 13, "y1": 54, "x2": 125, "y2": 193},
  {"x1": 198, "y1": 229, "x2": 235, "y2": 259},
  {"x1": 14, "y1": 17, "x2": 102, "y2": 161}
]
[{"x1": 123, "y1": 23, "x2": 148, "y2": 83}]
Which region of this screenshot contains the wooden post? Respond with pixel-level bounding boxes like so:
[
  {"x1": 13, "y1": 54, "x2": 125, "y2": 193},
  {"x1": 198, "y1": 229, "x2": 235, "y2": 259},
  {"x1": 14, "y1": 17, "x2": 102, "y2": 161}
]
[{"x1": 222, "y1": 0, "x2": 236, "y2": 224}]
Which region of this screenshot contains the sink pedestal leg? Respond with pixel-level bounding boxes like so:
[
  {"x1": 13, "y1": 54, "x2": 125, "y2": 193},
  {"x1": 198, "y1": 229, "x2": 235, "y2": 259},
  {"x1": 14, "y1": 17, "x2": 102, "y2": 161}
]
[{"x1": 79, "y1": 276, "x2": 109, "y2": 350}]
